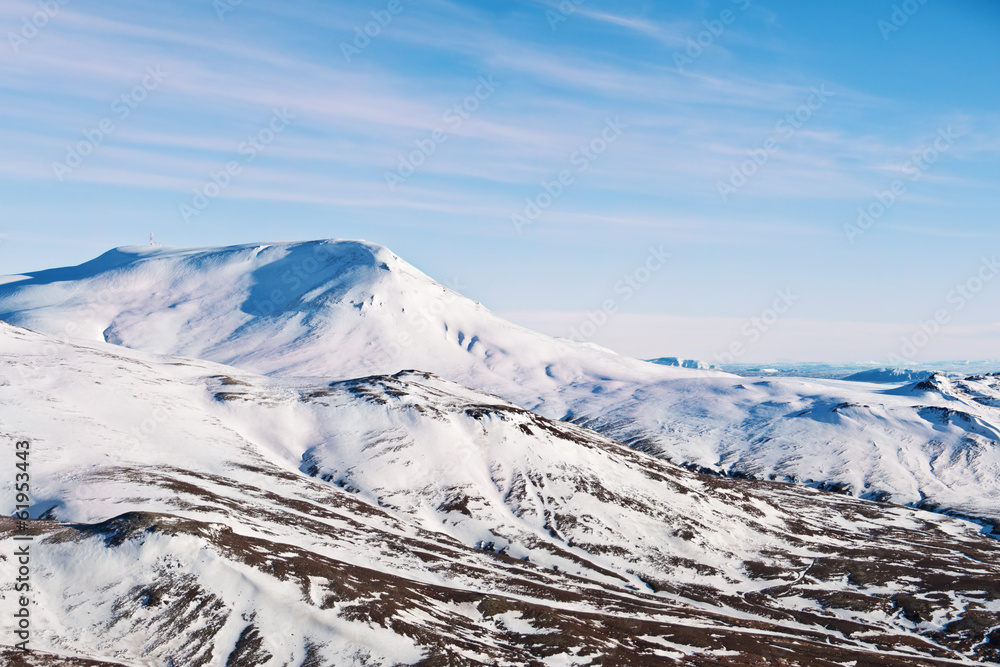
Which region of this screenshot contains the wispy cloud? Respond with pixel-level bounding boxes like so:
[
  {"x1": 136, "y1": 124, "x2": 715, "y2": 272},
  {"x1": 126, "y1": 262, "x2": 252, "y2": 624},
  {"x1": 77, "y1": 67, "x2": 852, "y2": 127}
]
[{"x1": 3, "y1": 0, "x2": 999, "y2": 356}]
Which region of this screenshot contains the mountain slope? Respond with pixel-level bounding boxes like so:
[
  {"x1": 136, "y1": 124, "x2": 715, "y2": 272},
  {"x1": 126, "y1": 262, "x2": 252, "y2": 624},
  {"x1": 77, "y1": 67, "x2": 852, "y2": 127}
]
[
  {"x1": 3, "y1": 322, "x2": 1000, "y2": 664},
  {"x1": 1, "y1": 241, "x2": 998, "y2": 528},
  {"x1": 565, "y1": 372, "x2": 1000, "y2": 527},
  {"x1": 0, "y1": 241, "x2": 690, "y2": 400}
]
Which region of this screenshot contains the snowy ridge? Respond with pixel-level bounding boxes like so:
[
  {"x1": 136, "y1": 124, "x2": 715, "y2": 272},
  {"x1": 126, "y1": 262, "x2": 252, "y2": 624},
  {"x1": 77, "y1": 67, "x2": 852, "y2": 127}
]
[
  {"x1": 1, "y1": 240, "x2": 996, "y2": 525},
  {"x1": 0, "y1": 240, "x2": 705, "y2": 398},
  {"x1": 566, "y1": 373, "x2": 1000, "y2": 526},
  {"x1": 3, "y1": 322, "x2": 1000, "y2": 664}
]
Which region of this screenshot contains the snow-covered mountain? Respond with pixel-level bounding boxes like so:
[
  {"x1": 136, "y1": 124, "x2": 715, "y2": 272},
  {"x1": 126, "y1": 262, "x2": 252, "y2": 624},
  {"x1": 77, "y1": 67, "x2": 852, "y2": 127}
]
[
  {"x1": 842, "y1": 368, "x2": 935, "y2": 383},
  {"x1": 0, "y1": 241, "x2": 692, "y2": 399},
  {"x1": 647, "y1": 356, "x2": 712, "y2": 369},
  {"x1": 567, "y1": 371, "x2": 1000, "y2": 527},
  {"x1": 719, "y1": 360, "x2": 1000, "y2": 380},
  {"x1": 1, "y1": 240, "x2": 998, "y2": 531},
  {"x1": 2, "y1": 240, "x2": 998, "y2": 528},
  {"x1": 3, "y1": 321, "x2": 1000, "y2": 665}
]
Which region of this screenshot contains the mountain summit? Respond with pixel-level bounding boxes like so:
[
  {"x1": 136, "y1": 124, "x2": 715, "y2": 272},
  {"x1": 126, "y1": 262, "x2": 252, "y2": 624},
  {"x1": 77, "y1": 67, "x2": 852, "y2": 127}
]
[
  {"x1": 2, "y1": 241, "x2": 999, "y2": 525},
  {"x1": 0, "y1": 240, "x2": 692, "y2": 401}
]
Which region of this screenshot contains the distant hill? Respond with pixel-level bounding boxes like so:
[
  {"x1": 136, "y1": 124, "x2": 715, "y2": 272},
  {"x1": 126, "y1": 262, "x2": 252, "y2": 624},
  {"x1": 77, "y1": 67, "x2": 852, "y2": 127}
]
[
  {"x1": 647, "y1": 356, "x2": 711, "y2": 369},
  {"x1": 842, "y1": 367, "x2": 934, "y2": 383}
]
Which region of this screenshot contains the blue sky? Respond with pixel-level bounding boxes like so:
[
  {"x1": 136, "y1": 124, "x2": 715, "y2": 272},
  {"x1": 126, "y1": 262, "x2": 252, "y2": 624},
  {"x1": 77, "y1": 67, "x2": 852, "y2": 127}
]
[{"x1": 1, "y1": 0, "x2": 998, "y2": 363}]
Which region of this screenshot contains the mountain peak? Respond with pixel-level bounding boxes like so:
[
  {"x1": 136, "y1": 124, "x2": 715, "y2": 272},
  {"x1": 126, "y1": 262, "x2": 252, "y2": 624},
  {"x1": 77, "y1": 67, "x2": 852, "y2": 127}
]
[
  {"x1": 912, "y1": 372, "x2": 955, "y2": 395},
  {"x1": 0, "y1": 240, "x2": 688, "y2": 402}
]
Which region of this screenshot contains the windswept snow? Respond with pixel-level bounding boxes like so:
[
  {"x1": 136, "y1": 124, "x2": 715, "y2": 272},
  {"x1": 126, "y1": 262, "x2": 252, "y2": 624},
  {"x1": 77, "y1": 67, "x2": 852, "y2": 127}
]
[
  {"x1": 1, "y1": 240, "x2": 997, "y2": 527},
  {"x1": 3, "y1": 321, "x2": 1000, "y2": 664}
]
